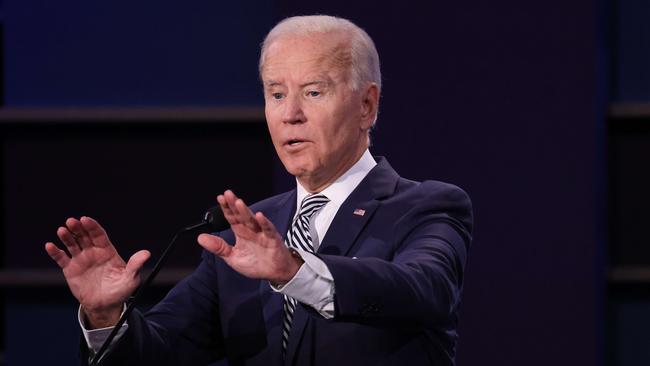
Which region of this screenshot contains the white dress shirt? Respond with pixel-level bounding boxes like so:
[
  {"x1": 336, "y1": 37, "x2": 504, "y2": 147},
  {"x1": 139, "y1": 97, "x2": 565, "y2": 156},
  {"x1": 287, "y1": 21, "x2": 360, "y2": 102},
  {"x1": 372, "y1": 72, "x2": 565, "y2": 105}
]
[
  {"x1": 80, "y1": 149, "x2": 377, "y2": 353},
  {"x1": 271, "y1": 149, "x2": 376, "y2": 318}
]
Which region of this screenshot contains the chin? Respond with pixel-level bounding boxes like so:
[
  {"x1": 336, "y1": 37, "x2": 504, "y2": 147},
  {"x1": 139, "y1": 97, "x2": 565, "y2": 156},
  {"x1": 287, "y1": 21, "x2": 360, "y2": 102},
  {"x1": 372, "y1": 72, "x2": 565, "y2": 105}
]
[
  {"x1": 285, "y1": 165, "x2": 312, "y2": 179},
  {"x1": 280, "y1": 159, "x2": 307, "y2": 177},
  {"x1": 283, "y1": 162, "x2": 319, "y2": 182}
]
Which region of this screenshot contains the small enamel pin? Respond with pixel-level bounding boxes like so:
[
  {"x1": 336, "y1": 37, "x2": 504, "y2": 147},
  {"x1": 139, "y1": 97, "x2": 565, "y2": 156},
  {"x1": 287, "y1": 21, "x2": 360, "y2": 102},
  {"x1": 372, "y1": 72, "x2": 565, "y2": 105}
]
[{"x1": 353, "y1": 208, "x2": 366, "y2": 216}]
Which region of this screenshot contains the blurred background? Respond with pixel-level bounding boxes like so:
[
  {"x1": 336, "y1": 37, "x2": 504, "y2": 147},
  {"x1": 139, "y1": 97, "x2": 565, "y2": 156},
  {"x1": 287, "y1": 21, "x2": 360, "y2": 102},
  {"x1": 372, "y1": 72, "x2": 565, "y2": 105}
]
[{"x1": 0, "y1": 0, "x2": 647, "y2": 365}]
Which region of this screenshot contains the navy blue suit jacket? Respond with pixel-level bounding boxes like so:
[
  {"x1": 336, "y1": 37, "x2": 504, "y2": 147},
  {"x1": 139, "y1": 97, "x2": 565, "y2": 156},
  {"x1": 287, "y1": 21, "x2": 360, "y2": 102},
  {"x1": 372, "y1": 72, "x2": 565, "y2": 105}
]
[{"x1": 87, "y1": 157, "x2": 473, "y2": 366}]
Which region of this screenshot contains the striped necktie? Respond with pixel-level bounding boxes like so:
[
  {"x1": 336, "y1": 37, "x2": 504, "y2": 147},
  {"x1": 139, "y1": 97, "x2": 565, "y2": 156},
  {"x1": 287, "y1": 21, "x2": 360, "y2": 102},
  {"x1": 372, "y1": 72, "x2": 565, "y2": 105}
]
[{"x1": 281, "y1": 193, "x2": 329, "y2": 356}]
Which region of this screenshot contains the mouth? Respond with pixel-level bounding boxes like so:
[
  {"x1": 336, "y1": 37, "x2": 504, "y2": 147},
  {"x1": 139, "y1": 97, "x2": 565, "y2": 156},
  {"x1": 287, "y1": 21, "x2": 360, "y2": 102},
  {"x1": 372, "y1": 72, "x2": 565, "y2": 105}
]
[{"x1": 285, "y1": 138, "x2": 306, "y2": 147}]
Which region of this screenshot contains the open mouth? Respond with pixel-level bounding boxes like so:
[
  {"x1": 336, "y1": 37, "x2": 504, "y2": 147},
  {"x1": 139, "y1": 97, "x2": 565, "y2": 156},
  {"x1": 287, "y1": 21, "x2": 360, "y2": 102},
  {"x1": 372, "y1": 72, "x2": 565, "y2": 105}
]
[{"x1": 287, "y1": 139, "x2": 304, "y2": 146}]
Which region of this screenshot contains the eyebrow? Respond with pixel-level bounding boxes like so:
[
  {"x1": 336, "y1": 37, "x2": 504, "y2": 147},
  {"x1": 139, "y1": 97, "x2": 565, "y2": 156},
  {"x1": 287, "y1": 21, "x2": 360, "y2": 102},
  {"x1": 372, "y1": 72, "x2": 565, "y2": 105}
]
[
  {"x1": 264, "y1": 80, "x2": 282, "y2": 88},
  {"x1": 264, "y1": 77, "x2": 333, "y2": 89},
  {"x1": 300, "y1": 80, "x2": 330, "y2": 88}
]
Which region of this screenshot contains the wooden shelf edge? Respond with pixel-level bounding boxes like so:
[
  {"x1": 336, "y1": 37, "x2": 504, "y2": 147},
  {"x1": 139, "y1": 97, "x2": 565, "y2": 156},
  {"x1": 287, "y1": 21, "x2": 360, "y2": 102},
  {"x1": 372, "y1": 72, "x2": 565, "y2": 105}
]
[
  {"x1": 0, "y1": 268, "x2": 194, "y2": 287},
  {"x1": 609, "y1": 266, "x2": 650, "y2": 283},
  {"x1": 609, "y1": 103, "x2": 650, "y2": 119},
  {"x1": 0, "y1": 106, "x2": 265, "y2": 123}
]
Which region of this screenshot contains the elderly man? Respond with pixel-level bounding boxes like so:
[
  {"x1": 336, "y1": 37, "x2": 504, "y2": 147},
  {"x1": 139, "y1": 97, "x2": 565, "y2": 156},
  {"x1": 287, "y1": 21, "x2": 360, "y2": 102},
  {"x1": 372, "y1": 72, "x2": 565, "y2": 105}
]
[{"x1": 45, "y1": 15, "x2": 472, "y2": 366}]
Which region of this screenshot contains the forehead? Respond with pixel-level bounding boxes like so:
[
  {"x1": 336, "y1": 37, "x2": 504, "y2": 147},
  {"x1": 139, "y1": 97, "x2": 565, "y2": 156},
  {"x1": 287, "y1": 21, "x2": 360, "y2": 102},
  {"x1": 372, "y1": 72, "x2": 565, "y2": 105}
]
[{"x1": 261, "y1": 34, "x2": 351, "y2": 83}]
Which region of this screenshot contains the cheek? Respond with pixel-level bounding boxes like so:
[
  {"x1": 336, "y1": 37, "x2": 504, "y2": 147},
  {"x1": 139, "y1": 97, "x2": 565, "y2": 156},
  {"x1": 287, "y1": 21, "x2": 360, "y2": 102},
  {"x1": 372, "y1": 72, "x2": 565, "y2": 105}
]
[
  {"x1": 328, "y1": 121, "x2": 355, "y2": 148},
  {"x1": 265, "y1": 117, "x2": 281, "y2": 145}
]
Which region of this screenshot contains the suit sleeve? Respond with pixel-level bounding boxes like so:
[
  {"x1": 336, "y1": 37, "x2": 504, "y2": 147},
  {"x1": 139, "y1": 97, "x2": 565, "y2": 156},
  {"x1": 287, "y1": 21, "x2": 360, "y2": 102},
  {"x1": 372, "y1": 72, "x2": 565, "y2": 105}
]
[
  {"x1": 319, "y1": 182, "x2": 473, "y2": 328},
  {"x1": 81, "y1": 250, "x2": 225, "y2": 366}
]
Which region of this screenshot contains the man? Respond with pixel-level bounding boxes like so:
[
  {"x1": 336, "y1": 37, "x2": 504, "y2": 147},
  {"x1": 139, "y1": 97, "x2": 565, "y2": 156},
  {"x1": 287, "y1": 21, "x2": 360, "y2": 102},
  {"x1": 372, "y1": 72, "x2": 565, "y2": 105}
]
[{"x1": 45, "y1": 15, "x2": 472, "y2": 365}]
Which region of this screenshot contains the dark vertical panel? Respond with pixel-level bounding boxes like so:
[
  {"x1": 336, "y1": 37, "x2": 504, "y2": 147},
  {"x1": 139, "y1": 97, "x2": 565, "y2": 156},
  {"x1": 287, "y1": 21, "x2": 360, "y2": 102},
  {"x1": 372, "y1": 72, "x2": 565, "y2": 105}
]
[
  {"x1": 608, "y1": 0, "x2": 650, "y2": 362},
  {"x1": 0, "y1": 3, "x2": 6, "y2": 360}
]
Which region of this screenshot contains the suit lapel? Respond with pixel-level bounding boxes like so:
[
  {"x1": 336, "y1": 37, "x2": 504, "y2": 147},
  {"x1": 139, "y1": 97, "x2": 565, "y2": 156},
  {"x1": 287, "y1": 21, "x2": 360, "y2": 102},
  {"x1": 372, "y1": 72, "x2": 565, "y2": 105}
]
[
  {"x1": 285, "y1": 158, "x2": 400, "y2": 364},
  {"x1": 271, "y1": 190, "x2": 297, "y2": 240},
  {"x1": 318, "y1": 157, "x2": 399, "y2": 256}
]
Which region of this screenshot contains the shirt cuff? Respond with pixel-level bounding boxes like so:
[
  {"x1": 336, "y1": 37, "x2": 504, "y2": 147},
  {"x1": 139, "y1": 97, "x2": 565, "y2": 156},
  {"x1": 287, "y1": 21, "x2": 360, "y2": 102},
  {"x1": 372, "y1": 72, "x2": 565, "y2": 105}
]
[
  {"x1": 78, "y1": 305, "x2": 129, "y2": 354},
  {"x1": 270, "y1": 250, "x2": 335, "y2": 319}
]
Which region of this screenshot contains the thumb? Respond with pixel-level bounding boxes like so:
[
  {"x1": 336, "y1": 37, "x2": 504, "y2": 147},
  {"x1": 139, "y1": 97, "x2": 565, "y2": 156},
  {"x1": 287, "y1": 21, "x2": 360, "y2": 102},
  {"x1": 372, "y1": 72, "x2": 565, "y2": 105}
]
[
  {"x1": 125, "y1": 250, "x2": 151, "y2": 276},
  {"x1": 197, "y1": 233, "x2": 233, "y2": 258}
]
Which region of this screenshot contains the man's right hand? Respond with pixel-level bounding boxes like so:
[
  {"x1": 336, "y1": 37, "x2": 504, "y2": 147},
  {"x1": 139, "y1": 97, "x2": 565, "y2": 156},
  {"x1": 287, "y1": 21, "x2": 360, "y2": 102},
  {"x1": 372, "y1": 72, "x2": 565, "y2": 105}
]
[{"x1": 44, "y1": 216, "x2": 150, "y2": 329}]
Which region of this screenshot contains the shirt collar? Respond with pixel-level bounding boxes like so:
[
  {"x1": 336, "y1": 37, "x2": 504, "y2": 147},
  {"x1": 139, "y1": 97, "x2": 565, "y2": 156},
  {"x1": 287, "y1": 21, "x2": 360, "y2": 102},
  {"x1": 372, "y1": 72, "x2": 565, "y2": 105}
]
[{"x1": 296, "y1": 149, "x2": 377, "y2": 209}]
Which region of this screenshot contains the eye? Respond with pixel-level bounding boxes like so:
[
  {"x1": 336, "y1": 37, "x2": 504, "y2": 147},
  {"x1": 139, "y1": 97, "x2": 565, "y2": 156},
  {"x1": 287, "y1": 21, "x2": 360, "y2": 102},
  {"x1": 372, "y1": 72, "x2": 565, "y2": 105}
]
[
  {"x1": 307, "y1": 90, "x2": 321, "y2": 98},
  {"x1": 271, "y1": 92, "x2": 284, "y2": 100}
]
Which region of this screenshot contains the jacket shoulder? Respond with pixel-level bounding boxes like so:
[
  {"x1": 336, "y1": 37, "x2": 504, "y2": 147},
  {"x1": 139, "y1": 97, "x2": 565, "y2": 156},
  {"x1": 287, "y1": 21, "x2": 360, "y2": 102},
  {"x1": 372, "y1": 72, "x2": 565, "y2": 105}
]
[
  {"x1": 395, "y1": 178, "x2": 471, "y2": 208},
  {"x1": 390, "y1": 178, "x2": 473, "y2": 236}
]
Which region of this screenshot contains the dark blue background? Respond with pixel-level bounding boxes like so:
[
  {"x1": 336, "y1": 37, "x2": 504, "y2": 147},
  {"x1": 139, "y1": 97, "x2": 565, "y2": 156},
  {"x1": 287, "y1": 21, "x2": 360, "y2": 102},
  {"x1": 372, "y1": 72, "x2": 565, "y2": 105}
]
[{"x1": 3, "y1": 0, "x2": 614, "y2": 365}]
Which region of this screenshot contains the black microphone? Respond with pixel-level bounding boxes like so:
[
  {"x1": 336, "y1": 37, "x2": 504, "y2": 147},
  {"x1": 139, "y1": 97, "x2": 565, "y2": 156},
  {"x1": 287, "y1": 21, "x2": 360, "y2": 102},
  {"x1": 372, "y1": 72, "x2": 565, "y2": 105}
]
[
  {"x1": 183, "y1": 206, "x2": 226, "y2": 232},
  {"x1": 89, "y1": 206, "x2": 226, "y2": 366}
]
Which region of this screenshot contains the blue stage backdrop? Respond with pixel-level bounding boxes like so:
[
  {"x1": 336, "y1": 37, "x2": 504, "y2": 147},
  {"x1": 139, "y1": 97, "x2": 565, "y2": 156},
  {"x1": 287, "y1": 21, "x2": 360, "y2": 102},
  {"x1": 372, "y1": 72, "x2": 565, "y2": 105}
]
[{"x1": 2, "y1": 1, "x2": 605, "y2": 365}]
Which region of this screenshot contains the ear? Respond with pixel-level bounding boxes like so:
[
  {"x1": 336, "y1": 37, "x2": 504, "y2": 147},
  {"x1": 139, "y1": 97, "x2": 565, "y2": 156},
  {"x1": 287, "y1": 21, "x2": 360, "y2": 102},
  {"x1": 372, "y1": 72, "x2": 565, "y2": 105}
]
[{"x1": 359, "y1": 83, "x2": 379, "y2": 131}]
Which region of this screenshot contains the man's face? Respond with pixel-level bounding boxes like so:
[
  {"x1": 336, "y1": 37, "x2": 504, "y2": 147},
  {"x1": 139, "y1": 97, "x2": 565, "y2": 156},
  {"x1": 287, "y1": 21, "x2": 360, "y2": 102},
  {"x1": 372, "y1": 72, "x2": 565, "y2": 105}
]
[{"x1": 261, "y1": 33, "x2": 375, "y2": 192}]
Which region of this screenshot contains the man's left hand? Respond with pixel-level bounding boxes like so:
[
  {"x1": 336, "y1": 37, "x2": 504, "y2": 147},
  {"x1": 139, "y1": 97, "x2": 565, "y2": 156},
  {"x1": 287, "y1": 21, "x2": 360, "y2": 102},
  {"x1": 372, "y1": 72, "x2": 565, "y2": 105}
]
[{"x1": 197, "y1": 190, "x2": 301, "y2": 285}]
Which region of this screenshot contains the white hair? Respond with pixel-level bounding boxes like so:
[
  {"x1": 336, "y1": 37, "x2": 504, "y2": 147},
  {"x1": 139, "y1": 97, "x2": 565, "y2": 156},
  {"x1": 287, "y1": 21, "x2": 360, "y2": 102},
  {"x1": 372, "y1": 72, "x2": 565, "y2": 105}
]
[{"x1": 259, "y1": 15, "x2": 382, "y2": 93}]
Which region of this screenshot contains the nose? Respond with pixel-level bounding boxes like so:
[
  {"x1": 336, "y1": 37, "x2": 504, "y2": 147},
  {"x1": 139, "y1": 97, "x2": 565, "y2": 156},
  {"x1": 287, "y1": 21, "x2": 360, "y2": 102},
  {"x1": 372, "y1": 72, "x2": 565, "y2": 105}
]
[{"x1": 282, "y1": 94, "x2": 306, "y2": 124}]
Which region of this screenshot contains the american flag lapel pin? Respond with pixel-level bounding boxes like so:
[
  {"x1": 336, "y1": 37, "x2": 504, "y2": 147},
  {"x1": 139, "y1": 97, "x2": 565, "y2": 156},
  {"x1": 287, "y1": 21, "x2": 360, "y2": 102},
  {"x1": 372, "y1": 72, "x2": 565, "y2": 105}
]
[{"x1": 353, "y1": 208, "x2": 366, "y2": 216}]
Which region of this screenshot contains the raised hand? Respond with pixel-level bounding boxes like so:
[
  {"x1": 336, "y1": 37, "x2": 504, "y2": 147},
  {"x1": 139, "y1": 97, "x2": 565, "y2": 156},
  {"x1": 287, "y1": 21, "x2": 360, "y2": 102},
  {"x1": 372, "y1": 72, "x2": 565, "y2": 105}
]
[
  {"x1": 197, "y1": 190, "x2": 301, "y2": 285},
  {"x1": 44, "y1": 216, "x2": 150, "y2": 328}
]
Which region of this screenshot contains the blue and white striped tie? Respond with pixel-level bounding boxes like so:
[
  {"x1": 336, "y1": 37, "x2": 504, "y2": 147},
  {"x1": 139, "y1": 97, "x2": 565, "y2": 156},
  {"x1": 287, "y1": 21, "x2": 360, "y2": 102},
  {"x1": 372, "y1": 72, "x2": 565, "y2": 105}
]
[{"x1": 281, "y1": 193, "x2": 329, "y2": 356}]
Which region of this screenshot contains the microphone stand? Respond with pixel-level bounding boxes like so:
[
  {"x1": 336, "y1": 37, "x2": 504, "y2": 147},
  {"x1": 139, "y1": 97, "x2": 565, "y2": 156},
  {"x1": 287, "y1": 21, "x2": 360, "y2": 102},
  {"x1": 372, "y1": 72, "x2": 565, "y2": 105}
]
[{"x1": 88, "y1": 208, "x2": 223, "y2": 366}]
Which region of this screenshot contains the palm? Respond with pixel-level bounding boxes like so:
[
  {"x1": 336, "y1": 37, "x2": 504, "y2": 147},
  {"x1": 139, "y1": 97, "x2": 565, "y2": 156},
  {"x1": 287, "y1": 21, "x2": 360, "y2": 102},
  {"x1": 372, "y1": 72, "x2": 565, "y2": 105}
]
[
  {"x1": 45, "y1": 216, "x2": 150, "y2": 313},
  {"x1": 198, "y1": 190, "x2": 299, "y2": 284},
  {"x1": 65, "y1": 246, "x2": 133, "y2": 309},
  {"x1": 226, "y1": 222, "x2": 284, "y2": 277}
]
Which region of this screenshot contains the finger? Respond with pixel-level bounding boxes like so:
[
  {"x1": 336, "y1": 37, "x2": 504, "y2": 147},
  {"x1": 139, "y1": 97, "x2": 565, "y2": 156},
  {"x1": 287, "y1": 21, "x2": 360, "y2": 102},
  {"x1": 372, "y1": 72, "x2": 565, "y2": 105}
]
[
  {"x1": 233, "y1": 196, "x2": 262, "y2": 233},
  {"x1": 218, "y1": 194, "x2": 252, "y2": 238},
  {"x1": 255, "y1": 212, "x2": 281, "y2": 240},
  {"x1": 66, "y1": 217, "x2": 93, "y2": 249},
  {"x1": 57, "y1": 225, "x2": 81, "y2": 256},
  {"x1": 44, "y1": 242, "x2": 71, "y2": 269},
  {"x1": 223, "y1": 190, "x2": 246, "y2": 225},
  {"x1": 237, "y1": 199, "x2": 261, "y2": 232},
  {"x1": 197, "y1": 233, "x2": 233, "y2": 258},
  {"x1": 79, "y1": 216, "x2": 113, "y2": 248},
  {"x1": 218, "y1": 193, "x2": 239, "y2": 226},
  {"x1": 125, "y1": 250, "x2": 151, "y2": 277}
]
